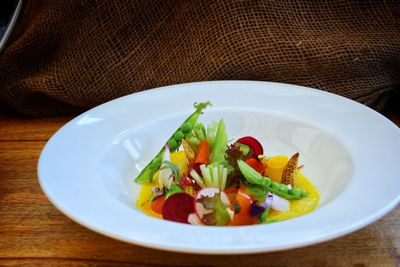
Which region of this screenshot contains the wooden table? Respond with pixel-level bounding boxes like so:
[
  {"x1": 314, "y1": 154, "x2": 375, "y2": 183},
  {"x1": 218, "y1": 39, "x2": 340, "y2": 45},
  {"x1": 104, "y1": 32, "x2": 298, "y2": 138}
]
[{"x1": 0, "y1": 108, "x2": 399, "y2": 266}]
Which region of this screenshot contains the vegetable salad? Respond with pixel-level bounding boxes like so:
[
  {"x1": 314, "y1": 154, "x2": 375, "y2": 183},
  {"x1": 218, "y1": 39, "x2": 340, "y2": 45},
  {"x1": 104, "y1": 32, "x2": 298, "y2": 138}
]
[{"x1": 135, "y1": 102, "x2": 319, "y2": 226}]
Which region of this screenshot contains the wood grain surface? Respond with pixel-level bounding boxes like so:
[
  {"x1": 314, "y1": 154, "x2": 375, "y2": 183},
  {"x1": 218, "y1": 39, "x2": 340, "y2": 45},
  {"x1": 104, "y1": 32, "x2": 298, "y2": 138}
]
[{"x1": 0, "y1": 109, "x2": 399, "y2": 267}]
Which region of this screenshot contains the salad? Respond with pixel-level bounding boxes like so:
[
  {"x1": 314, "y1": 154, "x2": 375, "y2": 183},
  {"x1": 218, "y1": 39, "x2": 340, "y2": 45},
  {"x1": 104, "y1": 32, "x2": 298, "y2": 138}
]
[{"x1": 135, "y1": 102, "x2": 319, "y2": 226}]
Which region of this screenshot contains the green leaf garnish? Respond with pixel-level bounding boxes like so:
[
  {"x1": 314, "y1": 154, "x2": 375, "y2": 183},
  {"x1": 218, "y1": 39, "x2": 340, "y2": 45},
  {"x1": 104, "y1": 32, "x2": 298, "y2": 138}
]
[
  {"x1": 160, "y1": 160, "x2": 181, "y2": 182},
  {"x1": 165, "y1": 183, "x2": 183, "y2": 198}
]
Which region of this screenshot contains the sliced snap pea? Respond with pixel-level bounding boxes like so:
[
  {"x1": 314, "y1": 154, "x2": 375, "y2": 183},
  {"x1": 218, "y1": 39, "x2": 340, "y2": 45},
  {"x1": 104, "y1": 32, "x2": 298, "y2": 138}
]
[
  {"x1": 167, "y1": 139, "x2": 178, "y2": 151},
  {"x1": 261, "y1": 177, "x2": 271, "y2": 188},
  {"x1": 238, "y1": 160, "x2": 307, "y2": 200},
  {"x1": 300, "y1": 189, "x2": 308, "y2": 197},
  {"x1": 266, "y1": 182, "x2": 307, "y2": 200},
  {"x1": 271, "y1": 181, "x2": 280, "y2": 190},
  {"x1": 279, "y1": 184, "x2": 289, "y2": 193},
  {"x1": 134, "y1": 102, "x2": 211, "y2": 183},
  {"x1": 181, "y1": 122, "x2": 192, "y2": 133},
  {"x1": 289, "y1": 188, "x2": 301, "y2": 197},
  {"x1": 237, "y1": 160, "x2": 265, "y2": 185},
  {"x1": 268, "y1": 188, "x2": 302, "y2": 200},
  {"x1": 173, "y1": 130, "x2": 184, "y2": 141}
]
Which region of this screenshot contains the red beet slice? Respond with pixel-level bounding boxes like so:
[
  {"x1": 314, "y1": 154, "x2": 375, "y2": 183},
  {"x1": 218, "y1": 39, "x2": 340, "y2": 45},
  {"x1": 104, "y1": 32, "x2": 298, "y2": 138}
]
[
  {"x1": 236, "y1": 136, "x2": 264, "y2": 156},
  {"x1": 162, "y1": 193, "x2": 195, "y2": 224}
]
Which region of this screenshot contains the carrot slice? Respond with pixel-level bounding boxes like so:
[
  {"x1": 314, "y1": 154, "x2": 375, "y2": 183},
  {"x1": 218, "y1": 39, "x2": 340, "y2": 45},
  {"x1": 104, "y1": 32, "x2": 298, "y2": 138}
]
[
  {"x1": 151, "y1": 196, "x2": 165, "y2": 214},
  {"x1": 194, "y1": 140, "x2": 209, "y2": 165},
  {"x1": 230, "y1": 189, "x2": 258, "y2": 226},
  {"x1": 224, "y1": 187, "x2": 238, "y2": 203}
]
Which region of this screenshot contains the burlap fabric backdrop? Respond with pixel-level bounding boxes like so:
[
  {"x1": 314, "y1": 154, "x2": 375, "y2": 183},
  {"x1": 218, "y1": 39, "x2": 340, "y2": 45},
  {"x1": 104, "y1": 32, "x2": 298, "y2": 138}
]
[{"x1": 0, "y1": 0, "x2": 399, "y2": 116}]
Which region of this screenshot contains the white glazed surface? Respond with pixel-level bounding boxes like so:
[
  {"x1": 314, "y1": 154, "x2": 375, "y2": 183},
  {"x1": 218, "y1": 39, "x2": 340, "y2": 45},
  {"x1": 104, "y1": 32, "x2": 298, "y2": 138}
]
[{"x1": 38, "y1": 81, "x2": 400, "y2": 254}]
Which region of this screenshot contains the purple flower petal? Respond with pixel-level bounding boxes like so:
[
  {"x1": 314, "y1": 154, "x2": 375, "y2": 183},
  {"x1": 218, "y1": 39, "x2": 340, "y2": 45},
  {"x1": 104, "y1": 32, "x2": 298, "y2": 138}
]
[{"x1": 250, "y1": 202, "x2": 265, "y2": 216}]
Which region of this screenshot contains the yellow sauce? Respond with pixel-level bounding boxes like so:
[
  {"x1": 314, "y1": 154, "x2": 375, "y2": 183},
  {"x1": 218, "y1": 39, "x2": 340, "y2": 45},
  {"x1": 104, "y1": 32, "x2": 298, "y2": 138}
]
[
  {"x1": 267, "y1": 171, "x2": 320, "y2": 222},
  {"x1": 137, "y1": 182, "x2": 163, "y2": 219}
]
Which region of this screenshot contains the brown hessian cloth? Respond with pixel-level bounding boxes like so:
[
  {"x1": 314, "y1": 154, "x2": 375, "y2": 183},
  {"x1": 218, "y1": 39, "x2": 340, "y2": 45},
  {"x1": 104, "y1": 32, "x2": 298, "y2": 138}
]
[{"x1": 1, "y1": 0, "x2": 399, "y2": 116}]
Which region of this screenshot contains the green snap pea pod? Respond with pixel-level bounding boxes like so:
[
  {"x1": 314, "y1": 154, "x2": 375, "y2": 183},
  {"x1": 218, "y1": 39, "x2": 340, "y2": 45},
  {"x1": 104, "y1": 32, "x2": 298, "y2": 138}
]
[
  {"x1": 237, "y1": 160, "x2": 271, "y2": 186},
  {"x1": 135, "y1": 102, "x2": 211, "y2": 183},
  {"x1": 268, "y1": 185, "x2": 307, "y2": 200},
  {"x1": 237, "y1": 160, "x2": 307, "y2": 200}
]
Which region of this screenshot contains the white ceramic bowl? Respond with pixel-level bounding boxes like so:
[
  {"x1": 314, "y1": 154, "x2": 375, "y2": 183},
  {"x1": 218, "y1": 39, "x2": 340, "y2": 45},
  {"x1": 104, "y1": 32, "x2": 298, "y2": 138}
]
[{"x1": 38, "y1": 81, "x2": 400, "y2": 254}]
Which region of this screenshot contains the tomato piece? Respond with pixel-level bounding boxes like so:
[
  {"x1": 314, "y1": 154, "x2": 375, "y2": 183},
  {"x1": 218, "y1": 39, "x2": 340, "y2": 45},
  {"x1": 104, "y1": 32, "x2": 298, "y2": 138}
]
[
  {"x1": 230, "y1": 189, "x2": 258, "y2": 226},
  {"x1": 245, "y1": 158, "x2": 266, "y2": 174},
  {"x1": 151, "y1": 196, "x2": 165, "y2": 214}
]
